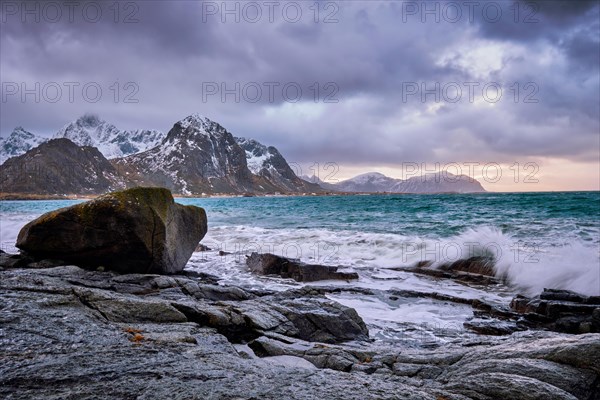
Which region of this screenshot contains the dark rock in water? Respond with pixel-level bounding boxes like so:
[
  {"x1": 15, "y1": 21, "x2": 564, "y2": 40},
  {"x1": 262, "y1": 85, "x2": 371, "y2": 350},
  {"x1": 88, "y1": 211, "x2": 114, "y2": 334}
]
[
  {"x1": 403, "y1": 257, "x2": 501, "y2": 286},
  {"x1": 510, "y1": 294, "x2": 540, "y2": 314},
  {"x1": 194, "y1": 243, "x2": 211, "y2": 252},
  {"x1": 540, "y1": 288, "x2": 592, "y2": 303},
  {"x1": 463, "y1": 319, "x2": 525, "y2": 336},
  {"x1": 439, "y1": 256, "x2": 496, "y2": 277},
  {"x1": 246, "y1": 252, "x2": 358, "y2": 282},
  {"x1": 16, "y1": 187, "x2": 207, "y2": 274},
  {"x1": 510, "y1": 289, "x2": 600, "y2": 334}
]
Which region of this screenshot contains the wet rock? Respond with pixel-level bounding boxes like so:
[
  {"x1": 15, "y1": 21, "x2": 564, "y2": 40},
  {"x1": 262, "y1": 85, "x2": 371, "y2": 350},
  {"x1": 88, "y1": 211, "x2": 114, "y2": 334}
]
[
  {"x1": 392, "y1": 363, "x2": 443, "y2": 379},
  {"x1": 439, "y1": 333, "x2": 600, "y2": 400},
  {"x1": 248, "y1": 335, "x2": 367, "y2": 372},
  {"x1": 194, "y1": 243, "x2": 211, "y2": 252},
  {"x1": 403, "y1": 261, "x2": 501, "y2": 286},
  {"x1": 246, "y1": 252, "x2": 358, "y2": 282},
  {"x1": 463, "y1": 319, "x2": 525, "y2": 336},
  {"x1": 72, "y1": 287, "x2": 188, "y2": 323},
  {"x1": 0, "y1": 252, "x2": 34, "y2": 268},
  {"x1": 439, "y1": 256, "x2": 496, "y2": 277},
  {"x1": 510, "y1": 289, "x2": 600, "y2": 334},
  {"x1": 16, "y1": 187, "x2": 207, "y2": 274},
  {"x1": 540, "y1": 288, "x2": 591, "y2": 303},
  {"x1": 1, "y1": 264, "x2": 599, "y2": 400},
  {"x1": 510, "y1": 294, "x2": 540, "y2": 314},
  {"x1": 262, "y1": 294, "x2": 369, "y2": 343}
]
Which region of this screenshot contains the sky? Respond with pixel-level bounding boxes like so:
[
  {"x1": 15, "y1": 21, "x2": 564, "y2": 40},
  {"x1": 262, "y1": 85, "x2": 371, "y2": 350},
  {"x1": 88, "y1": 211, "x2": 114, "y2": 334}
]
[{"x1": 1, "y1": 0, "x2": 599, "y2": 191}]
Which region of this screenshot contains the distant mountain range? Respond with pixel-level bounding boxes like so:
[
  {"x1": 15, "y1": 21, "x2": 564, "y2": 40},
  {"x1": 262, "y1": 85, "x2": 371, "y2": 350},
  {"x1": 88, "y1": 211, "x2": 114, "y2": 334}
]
[
  {"x1": 0, "y1": 114, "x2": 486, "y2": 195},
  {"x1": 0, "y1": 115, "x2": 164, "y2": 163},
  {"x1": 54, "y1": 114, "x2": 165, "y2": 159},
  {"x1": 301, "y1": 171, "x2": 486, "y2": 193},
  {"x1": 0, "y1": 114, "x2": 321, "y2": 195},
  {"x1": 0, "y1": 127, "x2": 47, "y2": 164}
]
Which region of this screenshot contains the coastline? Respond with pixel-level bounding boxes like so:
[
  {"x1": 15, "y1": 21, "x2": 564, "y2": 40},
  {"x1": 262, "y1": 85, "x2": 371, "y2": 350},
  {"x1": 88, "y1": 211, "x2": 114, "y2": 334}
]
[{"x1": 3, "y1": 190, "x2": 600, "y2": 201}]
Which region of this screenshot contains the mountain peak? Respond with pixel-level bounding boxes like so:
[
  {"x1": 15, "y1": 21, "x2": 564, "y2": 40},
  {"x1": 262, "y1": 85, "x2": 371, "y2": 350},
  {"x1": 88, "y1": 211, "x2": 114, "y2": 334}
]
[
  {"x1": 77, "y1": 113, "x2": 103, "y2": 127},
  {"x1": 10, "y1": 126, "x2": 35, "y2": 138},
  {"x1": 353, "y1": 172, "x2": 388, "y2": 179},
  {"x1": 54, "y1": 115, "x2": 165, "y2": 159},
  {"x1": 167, "y1": 114, "x2": 230, "y2": 143},
  {"x1": 1, "y1": 127, "x2": 47, "y2": 163},
  {"x1": 178, "y1": 114, "x2": 212, "y2": 130}
]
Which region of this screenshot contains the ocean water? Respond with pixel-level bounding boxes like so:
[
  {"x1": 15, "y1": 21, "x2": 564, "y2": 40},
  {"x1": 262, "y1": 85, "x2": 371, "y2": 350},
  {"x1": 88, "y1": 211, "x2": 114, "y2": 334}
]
[{"x1": 1, "y1": 192, "x2": 599, "y2": 346}]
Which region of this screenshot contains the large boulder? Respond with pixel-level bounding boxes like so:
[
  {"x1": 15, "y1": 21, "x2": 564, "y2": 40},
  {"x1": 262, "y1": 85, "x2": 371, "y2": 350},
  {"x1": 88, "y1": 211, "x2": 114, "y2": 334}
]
[{"x1": 16, "y1": 187, "x2": 207, "y2": 274}]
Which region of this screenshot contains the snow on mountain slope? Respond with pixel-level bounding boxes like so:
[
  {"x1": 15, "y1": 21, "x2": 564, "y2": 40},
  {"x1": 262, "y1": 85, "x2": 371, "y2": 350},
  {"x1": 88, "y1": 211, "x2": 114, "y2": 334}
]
[
  {"x1": 114, "y1": 114, "x2": 323, "y2": 195},
  {"x1": 237, "y1": 137, "x2": 271, "y2": 174},
  {"x1": 0, "y1": 127, "x2": 47, "y2": 164},
  {"x1": 334, "y1": 172, "x2": 399, "y2": 192},
  {"x1": 114, "y1": 114, "x2": 257, "y2": 194},
  {"x1": 390, "y1": 172, "x2": 486, "y2": 193},
  {"x1": 323, "y1": 171, "x2": 486, "y2": 193},
  {"x1": 236, "y1": 137, "x2": 322, "y2": 192},
  {"x1": 54, "y1": 114, "x2": 164, "y2": 159}
]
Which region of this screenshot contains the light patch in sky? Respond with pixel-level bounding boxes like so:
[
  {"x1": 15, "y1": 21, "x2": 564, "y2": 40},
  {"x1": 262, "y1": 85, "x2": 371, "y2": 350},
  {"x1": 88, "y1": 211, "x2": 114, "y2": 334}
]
[
  {"x1": 264, "y1": 101, "x2": 326, "y2": 120},
  {"x1": 437, "y1": 40, "x2": 523, "y2": 80}
]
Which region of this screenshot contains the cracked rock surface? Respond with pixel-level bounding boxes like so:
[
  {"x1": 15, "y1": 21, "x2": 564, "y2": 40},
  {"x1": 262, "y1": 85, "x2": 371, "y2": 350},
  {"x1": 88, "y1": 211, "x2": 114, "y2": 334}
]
[{"x1": 1, "y1": 264, "x2": 599, "y2": 400}]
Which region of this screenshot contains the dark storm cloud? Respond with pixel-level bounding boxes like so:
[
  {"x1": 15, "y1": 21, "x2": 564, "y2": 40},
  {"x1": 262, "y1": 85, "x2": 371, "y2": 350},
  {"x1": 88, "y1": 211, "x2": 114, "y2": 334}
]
[
  {"x1": 475, "y1": 0, "x2": 600, "y2": 70},
  {"x1": 0, "y1": 0, "x2": 598, "y2": 170}
]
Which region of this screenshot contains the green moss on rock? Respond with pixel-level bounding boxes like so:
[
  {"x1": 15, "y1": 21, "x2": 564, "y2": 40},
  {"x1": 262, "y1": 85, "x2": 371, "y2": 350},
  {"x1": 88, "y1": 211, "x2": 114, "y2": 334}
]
[{"x1": 16, "y1": 187, "x2": 208, "y2": 274}]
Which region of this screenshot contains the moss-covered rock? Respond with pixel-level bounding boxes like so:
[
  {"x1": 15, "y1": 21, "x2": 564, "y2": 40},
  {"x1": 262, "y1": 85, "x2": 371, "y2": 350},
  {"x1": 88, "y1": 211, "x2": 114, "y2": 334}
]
[{"x1": 16, "y1": 187, "x2": 207, "y2": 274}]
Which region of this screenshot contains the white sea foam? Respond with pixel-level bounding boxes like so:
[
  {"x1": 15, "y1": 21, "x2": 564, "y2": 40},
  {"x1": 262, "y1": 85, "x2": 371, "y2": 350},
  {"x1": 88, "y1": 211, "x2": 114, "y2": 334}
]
[
  {"x1": 2, "y1": 210, "x2": 597, "y2": 296},
  {"x1": 424, "y1": 226, "x2": 600, "y2": 296},
  {"x1": 193, "y1": 224, "x2": 599, "y2": 296}
]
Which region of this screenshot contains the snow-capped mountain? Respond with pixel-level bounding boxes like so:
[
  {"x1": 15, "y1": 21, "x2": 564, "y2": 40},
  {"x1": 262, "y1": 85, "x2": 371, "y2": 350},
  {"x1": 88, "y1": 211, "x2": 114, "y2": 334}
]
[
  {"x1": 113, "y1": 114, "x2": 321, "y2": 195},
  {"x1": 1, "y1": 114, "x2": 322, "y2": 195},
  {"x1": 54, "y1": 114, "x2": 165, "y2": 159},
  {"x1": 236, "y1": 137, "x2": 319, "y2": 192},
  {"x1": 114, "y1": 114, "x2": 254, "y2": 194},
  {"x1": 0, "y1": 138, "x2": 126, "y2": 194},
  {"x1": 390, "y1": 172, "x2": 486, "y2": 193},
  {"x1": 304, "y1": 171, "x2": 486, "y2": 193},
  {"x1": 0, "y1": 127, "x2": 47, "y2": 164},
  {"x1": 332, "y1": 172, "x2": 399, "y2": 192}
]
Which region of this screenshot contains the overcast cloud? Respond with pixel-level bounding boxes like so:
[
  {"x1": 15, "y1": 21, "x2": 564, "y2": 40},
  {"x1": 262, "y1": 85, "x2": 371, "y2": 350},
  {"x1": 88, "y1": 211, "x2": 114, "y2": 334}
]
[{"x1": 1, "y1": 0, "x2": 598, "y2": 181}]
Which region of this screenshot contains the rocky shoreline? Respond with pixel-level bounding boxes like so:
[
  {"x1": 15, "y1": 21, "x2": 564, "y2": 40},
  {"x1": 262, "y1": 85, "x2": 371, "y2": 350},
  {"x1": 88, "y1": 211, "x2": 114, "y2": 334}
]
[{"x1": 1, "y1": 253, "x2": 599, "y2": 399}]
